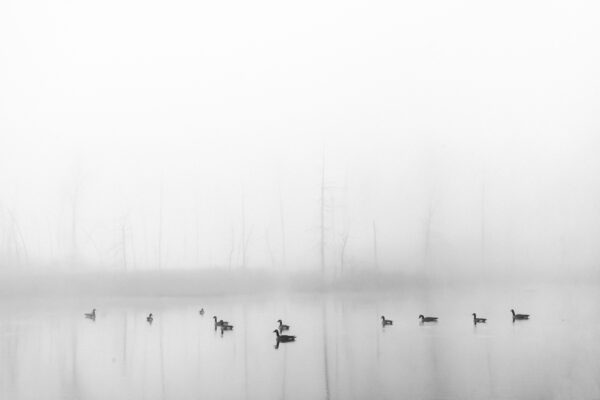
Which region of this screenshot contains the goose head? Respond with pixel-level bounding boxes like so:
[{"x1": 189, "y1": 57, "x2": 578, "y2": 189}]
[
  {"x1": 381, "y1": 316, "x2": 385, "y2": 320},
  {"x1": 418, "y1": 315, "x2": 424, "y2": 320},
  {"x1": 472, "y1": 313, "x2": 476, "y2": 317},
  {"x1": 273, "y1": 329, "x2": 280, "y2": 336},
  {"x1": 510, "y1": 309, "x2": 515, "y2": 316},
  {"x1": 277, "y1": 319, "x2": 282, "y2": 324}
]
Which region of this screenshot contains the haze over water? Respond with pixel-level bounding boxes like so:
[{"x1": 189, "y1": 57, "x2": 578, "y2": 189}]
[{"x1": 1, "y1": 284, "x2": 598, "y2": 400}]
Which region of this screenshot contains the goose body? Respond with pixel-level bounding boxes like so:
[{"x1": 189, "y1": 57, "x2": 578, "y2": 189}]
[
  {"x1": 277, "y1": 319, "x2": 290, "y2": 332},
  {"x1": 84, "y1": 309, "x2": 96, "y2": 319},
  {"x1": 472, "y1": 313, "x2": 487, "y2": 324},
  {"x1": 273, "y1": 330, "x2": 296, "y2": 342},
  {"x1": 419, "y1": 315, "x2": 438, "y2": 323},
  {"x1": 147, "y1": 313, "x2": 154, "y2": 323},
  {"x1": 381, "y1": 316, "x2": 393, "y2": 326},
  {"x1": 199, "y1": 308, "x2": 205, "y2": 316},
  {"x1": 221, "y1": 324, "x2": 234, "y2": 331},
  {"x1": 511, "y1": 309, "x2": 530, "y2": 320}
]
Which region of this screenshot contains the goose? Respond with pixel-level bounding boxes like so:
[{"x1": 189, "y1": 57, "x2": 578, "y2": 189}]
[
  {"x1": 510, "y1": 309, "x2": 529, "y2": 320},
  {"x1": 147, "y1": 313, "x2": 154, "y2": 323},
  {"x1": 199, "y1": 308, "x2": 205, "y2": 316},
  {"x1": 84, "y1": 309, "x2": 96, "y2": 319},
  {"x1": 472, "y1": 313, "x2": 487, "y2": 324},
  {"x1": 381, "y1": 316, "x2": 393, "y2": 326},
  {"x1": 419, "y1": 315, "x2": 438, "y2": 323},
  {"x1": 273, "y1": 330, "x2": 296, "y2": 342},
  {"x1": 213, "y1": 316, "x2": 229, "y2": 326},
  {"x1": 277, "y1": 319, "x2": 290, "y2": 332}
]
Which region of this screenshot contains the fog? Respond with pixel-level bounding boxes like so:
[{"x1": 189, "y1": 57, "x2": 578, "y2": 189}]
[{"x1": 1, "y1": 0, "x2": 600, "y2": 284}]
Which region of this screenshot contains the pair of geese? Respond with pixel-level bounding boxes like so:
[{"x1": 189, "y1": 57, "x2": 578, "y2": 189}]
[
  {"x1": 85, "y1": 308, "x2": 156, "y2": 323},
  {"x1": 380, "y1": 315, "x2": 439, "y2": 325},
  {"x1": 83, "y1": 309, "x2": 156, "y2": 325},
  {"x1": 381, "y1": 310, "x2": 530, "y2": 326},
  {"x1": 204, "y1": 307, "x2": 233, "y2": 332},
  {"x1": 212, "y1": 315, "x2": 234, "y2": 332},
  {"x1": 274, "y1": 319, "x2": 296, "y2": 343}
]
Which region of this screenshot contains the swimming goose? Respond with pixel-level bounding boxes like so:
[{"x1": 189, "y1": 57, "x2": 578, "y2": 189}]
[
  {"x1": 419, "y1": 315, "x2": 438, "y2": 323},
  {"x1": 277, "y1": 319, "x2": 290, "y2": 332},
  {"x1": 147, "y1": 313, "x2": 154, "y2": 323},
  {"x1": 472, "y1": 313, "x2": 487, "y2": 324},
  {"x1": 273, "y1": 330, "x2": 296, "y2": 342},
  {"x1": 199, "y1": 308, "x2": 205, "y2": 316},
  {"x1": 510, "y1": 309, "x2": 529, "y2": 320},
  {"x1": 213, "y1": 316, "x2": 229, "y2": 326},
  {"x1": 381, "y1": 316, "x2": 393, "y2": 326},
  {"x1": 84, "y1": 309, "x2": 96, "y2": 320}
]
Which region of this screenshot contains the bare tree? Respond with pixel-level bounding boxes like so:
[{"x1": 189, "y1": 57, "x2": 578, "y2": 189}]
[
  {"x1": 242, "y1": 225, "x2": 253, "y2": 269},
  {"x1": 195, "y1": 211, "x2": 200, "y2": 267},
  {"x1": 241, "y1": 185, "x2": 248, "y2": 269},
  {"x1": 277, "y1": 177, "x2": 286, "y2": 269},
  {"x1": 120, "y1": 215, "x2": 128, "y2": 271},
  {"x1": 481, "y1": 180, "x2": 486, "y2": 272},
  {"x1": 68, "y1": 163, "x2": 86, "y2": 266},
  {"x1": 320, "y1": 152, "x2": 326, "y2": 274},
  {"x1": 423, "y1": 203, "x2": 434, "y2": 275},
  {"x1": 265, "y1": 228, "x2": 276, "y2": 269},
  {"x1": 228, "y1": 225, "x2": 235, "y2": 270},
  {"x1": 372, "y1": 221, "x2": 378, "y2": 271},
  {"x1": 128, "y1": 221, "x2": 137, "y2": 270},
  {"x1": 340, "y1": 230, "x2": 349, "y2": 275},
  {"x1": 239, "y1": 182, "x2": 255, "y2": 269},
  {"x1": 7, "y1": 208, "x2": 28, "y2": 267},
  {"x1": 157, "y1": 179, "x2": 164, "y2": 270}
]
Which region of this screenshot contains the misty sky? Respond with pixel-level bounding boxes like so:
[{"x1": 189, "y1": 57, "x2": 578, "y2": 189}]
[{"x1": 1, "y1": 0, "x2": 599, "y2": 276}]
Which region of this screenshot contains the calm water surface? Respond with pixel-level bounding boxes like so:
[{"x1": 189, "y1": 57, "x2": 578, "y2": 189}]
[{"x1": 1, "y1": 284, "x2": 599, "y2": 400}]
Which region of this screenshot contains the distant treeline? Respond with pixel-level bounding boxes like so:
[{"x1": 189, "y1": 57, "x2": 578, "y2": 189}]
[
  {"x1": 0, "y1": 268, "x2": 596, "y2": 297},
  {"x1": 0, "y1": 269, "x2": 422, "y2": 297}
]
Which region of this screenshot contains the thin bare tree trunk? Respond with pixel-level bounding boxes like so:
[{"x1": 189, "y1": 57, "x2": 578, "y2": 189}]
[
  {"x1": 423, "y1": 203, "x2": 433, "y2": 275},
  {"x1": 331, "y1": 195, "x2": 337, "y2": 275},
  {"x1": 69, "y1": 165, "x2": 84, "y2": 266},
  {"x1": 265, "y1": 228, "x2": 276, "y2": 269},
  {"x1": 129, "y1": 225, "x2": 137, "y2": 270},
  {"x1": 121, "y1": 219, "x2": 127, "y2": 271},
  {"x1": 481, "y1": 181, "x2": 486, "y2": 273},
  {"x1": 278, "y1": 179, "x2": 286, "y2": 269},
  {"x1": 8, "y1": 209, "x2": 28, "y2": 267},
  {"x1": 373, "y1": 221, "x2": 378, "y2": 271},
  {"x1": 241, "y1": 185, "x2": 247, "y2": 269},
  {"x1": 320, "y1": 153, "x2": 326, "y2": 274},
  {"x1": 228, "y1": 225, "x2": 235, "y2": 271},
  {"x1": 195, "y1": 212, "x2": 200, "y2": 267},
  {"x1": 340, "y1": 232, "x2": 349, "y2": 276},
  {"x1": 157, "y1": 180, "x2": 164, "y2": 271}
]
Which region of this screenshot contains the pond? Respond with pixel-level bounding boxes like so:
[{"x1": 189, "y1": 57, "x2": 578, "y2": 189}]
[{"x1": 0, "y1": 284, "x2": 599, "y2": 399}]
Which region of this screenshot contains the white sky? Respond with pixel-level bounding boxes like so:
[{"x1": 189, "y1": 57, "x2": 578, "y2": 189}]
[{"x1": 1, "y1": 0, "x2": 599, "y2": 276}]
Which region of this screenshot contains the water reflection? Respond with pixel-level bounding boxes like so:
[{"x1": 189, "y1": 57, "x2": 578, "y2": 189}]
[{"x1": 0, "y1": 286, "x2": 599, "y2": 399}]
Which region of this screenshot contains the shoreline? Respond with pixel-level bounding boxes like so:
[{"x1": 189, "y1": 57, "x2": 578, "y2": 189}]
[{"x1": 0, "y1": 268, "x2": 597, "y2": 297}]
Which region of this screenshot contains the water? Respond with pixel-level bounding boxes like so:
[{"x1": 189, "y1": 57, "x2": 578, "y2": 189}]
[{"x1": 1, "y1": 284, "x2": 599, "y2": 400}]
